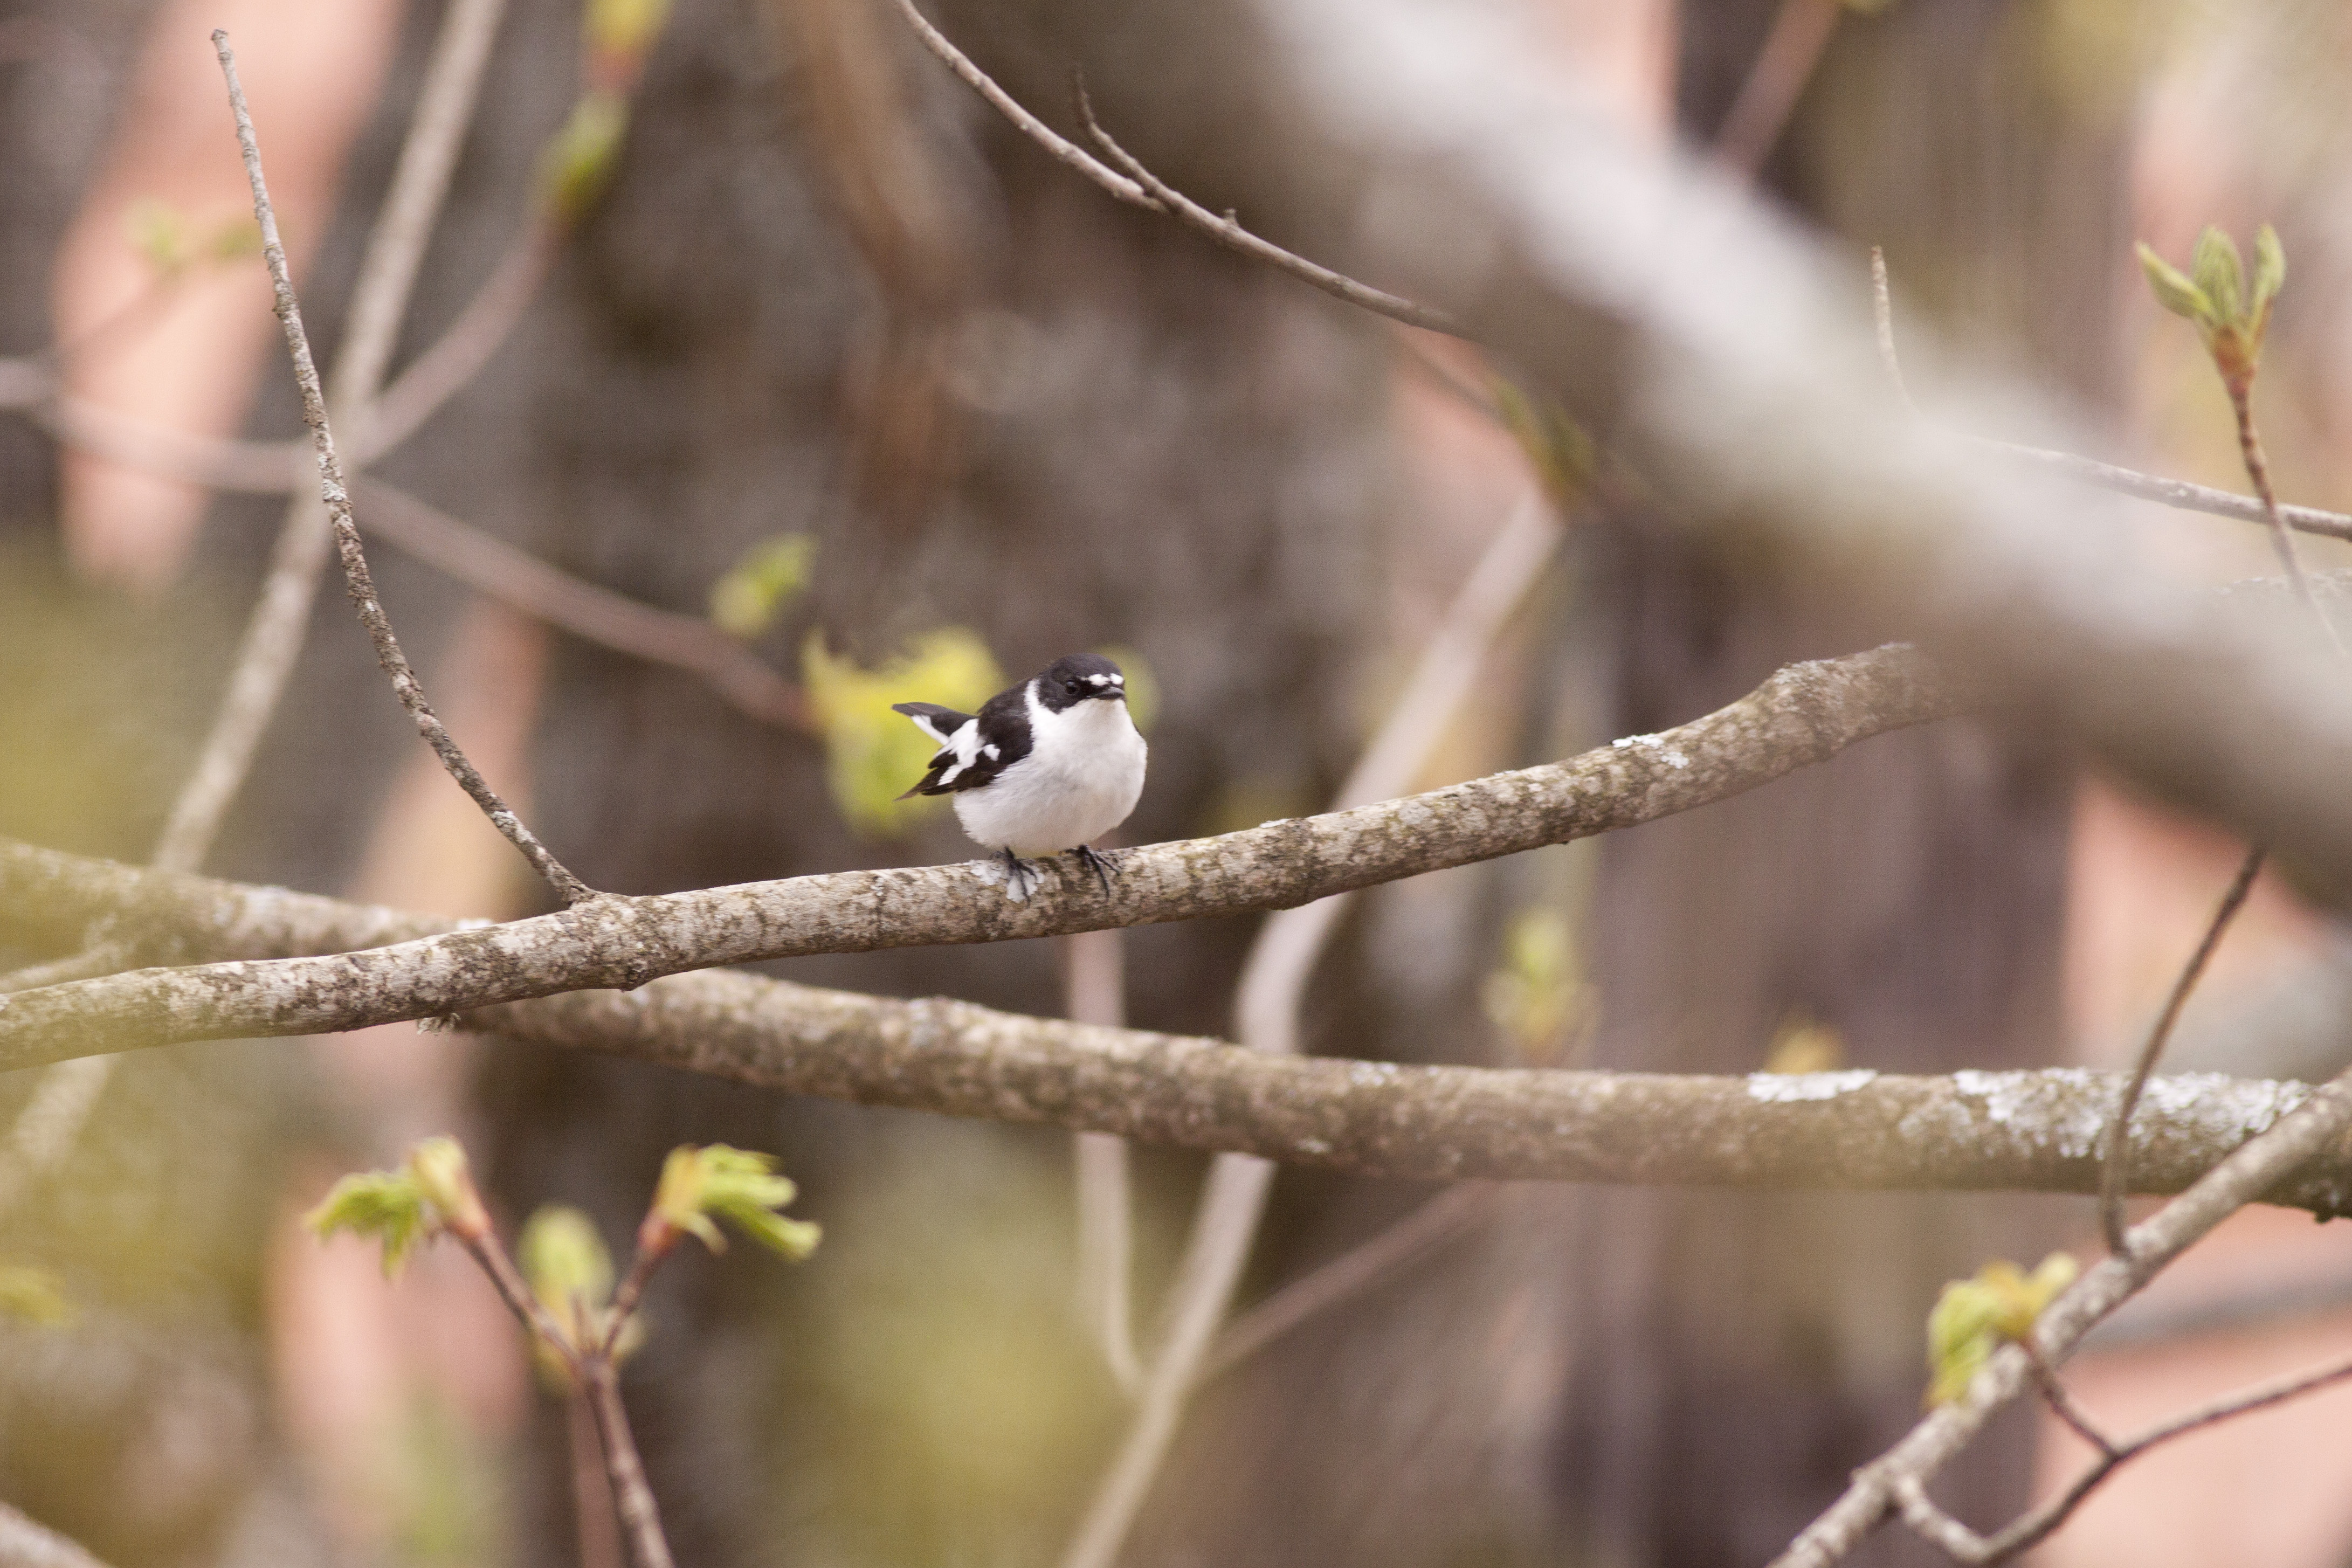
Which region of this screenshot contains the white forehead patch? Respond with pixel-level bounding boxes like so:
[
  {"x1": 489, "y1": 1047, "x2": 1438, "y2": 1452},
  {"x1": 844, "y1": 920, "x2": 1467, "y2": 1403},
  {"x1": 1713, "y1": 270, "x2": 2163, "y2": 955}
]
[{"x1": 1088, "y1": 672, "x2": 1121, "y2": 686}]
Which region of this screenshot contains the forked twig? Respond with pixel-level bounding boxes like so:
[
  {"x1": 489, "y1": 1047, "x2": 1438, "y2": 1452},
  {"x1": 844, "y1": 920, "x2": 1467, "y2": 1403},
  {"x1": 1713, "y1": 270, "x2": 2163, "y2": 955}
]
[
  {"x1": 886, "y1": 0, "x2": 1460, "y2": 336},
  {"x1": 1896, "y1": 1345, "x2": 2352, "y2": 1563},
  {"x1": 216, "y1": 30, "x2": 595, "y2": 906}
]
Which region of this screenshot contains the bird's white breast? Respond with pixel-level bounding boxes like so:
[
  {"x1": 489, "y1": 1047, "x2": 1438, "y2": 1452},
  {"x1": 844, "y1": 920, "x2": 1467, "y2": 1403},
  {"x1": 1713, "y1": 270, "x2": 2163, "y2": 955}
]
[{"x1": 953, "y1": 688, "x2": 1147, "y2": 854}]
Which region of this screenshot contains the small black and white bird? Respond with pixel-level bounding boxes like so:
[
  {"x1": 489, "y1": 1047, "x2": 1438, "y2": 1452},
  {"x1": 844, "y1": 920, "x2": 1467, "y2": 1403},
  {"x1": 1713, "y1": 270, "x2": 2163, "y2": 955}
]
[{"x1": 893, "y1": 652, "x2": 1148, "y2": 901}]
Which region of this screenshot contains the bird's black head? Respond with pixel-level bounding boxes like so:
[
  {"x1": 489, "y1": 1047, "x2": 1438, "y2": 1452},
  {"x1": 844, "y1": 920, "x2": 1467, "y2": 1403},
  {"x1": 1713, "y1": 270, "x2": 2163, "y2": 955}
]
[{"x1": 1034, "y1": 652, "x2": 1128, "y2": 712}]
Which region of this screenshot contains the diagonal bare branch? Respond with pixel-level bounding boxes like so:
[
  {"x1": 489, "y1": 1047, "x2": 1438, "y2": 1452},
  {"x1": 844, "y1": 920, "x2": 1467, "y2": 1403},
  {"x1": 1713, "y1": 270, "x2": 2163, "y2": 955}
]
[
  {"x1": 0, "y1": 643, "x2": 1956, "y2": 1063},
  {"x1": 215, "y1": 29, "x2": 594, "y2": 906}
]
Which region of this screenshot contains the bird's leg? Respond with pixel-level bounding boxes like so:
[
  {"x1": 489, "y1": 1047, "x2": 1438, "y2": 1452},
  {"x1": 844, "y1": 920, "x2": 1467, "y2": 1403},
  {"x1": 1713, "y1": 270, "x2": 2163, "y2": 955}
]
[
  {"x1": 1068, "y1": 844, "x2": 1119, "y2": 897},
  {"x1": 999, "y1": 845, "x2": 1039, "y2": 902}
]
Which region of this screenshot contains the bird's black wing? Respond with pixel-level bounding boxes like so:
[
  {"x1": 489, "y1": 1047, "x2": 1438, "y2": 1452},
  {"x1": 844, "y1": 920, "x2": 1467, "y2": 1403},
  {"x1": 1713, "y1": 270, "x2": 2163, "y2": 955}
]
[{"x1": 893, "y1": 689, "x2": 1032, "y2": 797}]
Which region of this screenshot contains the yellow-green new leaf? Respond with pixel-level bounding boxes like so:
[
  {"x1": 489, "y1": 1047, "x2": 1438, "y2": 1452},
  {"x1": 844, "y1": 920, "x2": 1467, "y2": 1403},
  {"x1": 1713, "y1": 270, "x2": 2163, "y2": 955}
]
[
  {"x1": 405, "y1": 1136, "x2": 489, "y2": 1241},
  {"x1": 539, "y1": 94, "x2": 629, "y2": 224},
  {"x1": 709, "y1": 534, "x2": 816, "y2": 639},
  {"x1": 306, "y1": 1171, "x2": 432, "y2": 1279},
  {"x1": 2136, "y1": 241, "x2": 2212, "y2": 327},
  {"x1": 587, "y1": 0, "x2": 674, "y2": 62},
  {"x1": 2192, "y1": 225, "x2": 2245, "y2": 327},
  {"x1": 650, "y1": 1145, "x2": 822, "y2": 1261},
  {"x1": 0, "y1": 1266, "x2": 70, "y2": 1326},
  {"x1": 803, "y1": 628, "x2": 1002, "y2": 838},
  {"x1": 2251, "y1": 223, "x2": 2286, "y2": 342},
  {"x1": 1923, "y1": 1252, "x2": 2078, "y2": 1407}
]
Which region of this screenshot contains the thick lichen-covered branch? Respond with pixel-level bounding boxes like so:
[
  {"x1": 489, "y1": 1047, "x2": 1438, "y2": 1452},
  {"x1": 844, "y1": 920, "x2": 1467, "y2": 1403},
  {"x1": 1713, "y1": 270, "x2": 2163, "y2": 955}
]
[
  {"x1": 6, "y1": 836, "x2": 2352, "y2": 1212},
  {"x1": 0, "y1": 645, "x2": 1955, "y2": 1063}
]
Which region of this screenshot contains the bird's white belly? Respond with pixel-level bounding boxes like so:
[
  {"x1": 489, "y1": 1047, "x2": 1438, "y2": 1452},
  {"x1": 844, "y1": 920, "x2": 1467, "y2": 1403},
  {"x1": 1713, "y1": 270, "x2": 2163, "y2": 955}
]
[{"x1": 954, "y1": 718, "x2": 1146, "y2": 854}]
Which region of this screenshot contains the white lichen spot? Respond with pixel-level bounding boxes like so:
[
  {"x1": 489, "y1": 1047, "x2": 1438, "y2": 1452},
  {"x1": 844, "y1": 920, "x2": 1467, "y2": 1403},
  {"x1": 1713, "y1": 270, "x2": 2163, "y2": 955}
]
[
  {"x1": 1953, "y1": 1068, "x2": 2107, "y2": 1157},
  {"x1": 1298, "y1": 1137, "x2": 1332, "y2": 1156},
  {"x1": 1348, "y1": 1061, "x2": 1399, "y2": 1086},
  {"x1": 1610, "y1": 733, "x2": 1689, "y2": 769},
  {"x1": 1745, "y1": 1069, "x2": 1878, "y2": 1103}
]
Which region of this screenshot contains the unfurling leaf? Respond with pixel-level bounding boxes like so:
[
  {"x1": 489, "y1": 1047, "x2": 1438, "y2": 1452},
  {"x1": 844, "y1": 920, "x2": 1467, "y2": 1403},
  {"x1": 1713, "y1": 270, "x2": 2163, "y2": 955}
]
[
  {"x1": 0, "y1": 1266, "x2": 70, "y2": 1326},
  {"x1": 2136, "y1": 241, "x2": 2211, "y2": 327},
  {"x1": 2251, "y1": 224, "x2": 2287, "y2": 337},
  {"x1": 709, "y1": 534, "x2": 816, "y2": 639},
  {"x1": 803, "y1": 628, "x2": 1003, "y2": 838},
  {"x1": 2191, "y1": 225, "x2": 2245, "y2": 327},
  {"x1": 306, "y1": 1136, "x2": 492, "y2": 1277},
  {"x1": 520, "y1": 1206, "x2": 613, "y2": 1325},
  {"x1": 306, "y1": 1170, "x2": 432, "y2": 1278},
  {"x1": 519, "y1": 1205, "x2": 638, "y2": 1376},
  {"x1": 1923, "y1": 1252, "x2": 2078, "y2": 1407},
  {"x1": 644, "y1": 1145, "x2": 822, "y2": 1263}
]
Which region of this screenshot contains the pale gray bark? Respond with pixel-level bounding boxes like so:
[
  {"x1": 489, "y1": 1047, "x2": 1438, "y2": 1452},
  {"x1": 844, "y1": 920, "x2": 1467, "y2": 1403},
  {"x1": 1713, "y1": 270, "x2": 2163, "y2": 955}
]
[{"x1": 0, "y1": 645, "x2": 1956, "y2": 1065}]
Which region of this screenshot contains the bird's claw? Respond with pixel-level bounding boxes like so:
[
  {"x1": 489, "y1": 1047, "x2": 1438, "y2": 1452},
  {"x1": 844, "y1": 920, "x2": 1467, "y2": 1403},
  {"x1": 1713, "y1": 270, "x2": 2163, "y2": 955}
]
[{"x1": 1067, "y1": 844, "x2": 1121, "y2": 897}]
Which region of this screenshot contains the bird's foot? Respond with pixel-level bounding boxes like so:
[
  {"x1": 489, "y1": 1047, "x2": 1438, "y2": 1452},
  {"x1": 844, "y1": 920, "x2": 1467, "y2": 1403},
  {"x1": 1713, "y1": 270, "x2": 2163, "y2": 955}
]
[
  {"x1": 1067, "y1": 844, "x2": 1123, "y2": 897},
  {"x1": 984, "y1": 846, "x2": 1041, "y2": 903}
]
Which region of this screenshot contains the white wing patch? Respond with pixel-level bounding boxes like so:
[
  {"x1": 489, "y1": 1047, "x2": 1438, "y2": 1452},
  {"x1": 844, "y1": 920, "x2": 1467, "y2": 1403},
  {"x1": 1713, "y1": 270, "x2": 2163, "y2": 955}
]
[
  {"x1": 904, "y1": 710, "x2": 961, "y2": 747},
  {"x1": 917, "y1": 714, "x2": 983, "y2": 785}
]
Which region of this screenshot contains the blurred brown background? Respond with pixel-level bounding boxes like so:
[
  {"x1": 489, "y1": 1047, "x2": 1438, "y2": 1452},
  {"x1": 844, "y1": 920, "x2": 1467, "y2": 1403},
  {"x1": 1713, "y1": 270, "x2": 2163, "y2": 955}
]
[{"x1": 5, "y1": 0, "x2": 2352, "y2": 1564}]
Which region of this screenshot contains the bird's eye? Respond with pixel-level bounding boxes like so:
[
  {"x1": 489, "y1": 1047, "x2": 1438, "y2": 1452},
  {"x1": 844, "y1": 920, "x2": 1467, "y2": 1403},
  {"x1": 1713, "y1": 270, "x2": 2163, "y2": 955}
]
[{"x1": 1064, "y1": 679, "x2": 1082, "y2": 694}]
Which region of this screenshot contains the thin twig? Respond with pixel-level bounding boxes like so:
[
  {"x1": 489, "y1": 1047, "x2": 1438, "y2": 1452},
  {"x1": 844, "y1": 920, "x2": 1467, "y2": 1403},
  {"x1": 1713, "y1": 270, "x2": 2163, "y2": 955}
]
[
  {"x1": 1898, "y1": 1345, "x2": 2352, "y2": 1564},
  {"x1": 886, "y1": 0, "x2": 1460, "y2": 335},
  {"x1": 216, "y1": 29, "x2": 595, "y2": 905},
  {"x1": 1868, "y1": 247, "x2": 1917, "y2": 414},
  {"x1": 567, "y1": 1387, "x2": 627, "y2": 1568},
  {"x1": 1769, "y1": 1063, "x2": 2352, "y2": 1568},
  {"x1": 1068, "y1": 81, "x2": 1461, "y2": 335},
  {"x1": 2020, "y1": 1340, "x2": 2116, "y2": 1460},
  {"x1": 582, "y1": 1360, "x2": 677, "y2": 1568},
  {"x1": 1066, "y1": 927, "x2": 1142, "y2": 1393},
  {"x1": 1201, "y1": 1181, "x2": 1500, "y2": 1381},
  {"x1": 2227, "y1": 376, "x2": 2344, "y2": 654},
  {"x1": 159, "y1": 0, "x2": 511, "y2": 876},
  {"x1": 2100, "y1": 847, "x2": 2264, "y2": 1255},
  {"x1": 1713, "y1": 0, "x2": 1842, "y2": 176},
  {"x1": 1057, "y1": 492, "x2": 1559, "y2": 1568}
]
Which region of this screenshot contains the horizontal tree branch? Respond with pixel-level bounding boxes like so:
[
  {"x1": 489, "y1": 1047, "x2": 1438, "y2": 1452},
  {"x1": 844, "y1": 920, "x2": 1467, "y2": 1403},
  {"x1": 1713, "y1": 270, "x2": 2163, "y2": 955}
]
[
  {"x1": 5, "y1": 836, "x2": 2352, "y2": 1208},
  {"x1": 0, "y1": 644, "x2": 1956, "y2": 1063}
]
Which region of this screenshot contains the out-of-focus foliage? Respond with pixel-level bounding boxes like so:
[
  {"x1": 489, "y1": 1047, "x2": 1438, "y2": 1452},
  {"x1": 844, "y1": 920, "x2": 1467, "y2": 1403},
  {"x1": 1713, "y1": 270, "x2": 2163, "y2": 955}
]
[
  {"x1": 2139, "y1": 223, "x2": 2286, "y2": 385},
  {"x1": 709, "y1": 534, "x2": 816, "y2": 639},
  {"x1": 1481, "y1": 907, "x2": 1592, "y2": 1063},
  {"x1": 586, "y1": 0, "x2": 673, "y2": 62},
  {"x1": 1762, "y1": 1013, "x2": 1846, "y2": 1074},
  {"x1": 122, "y1": 201, "x2": 257, "y2": 275},
  {"x1": 537, "y1": 95, "x2": 630, "y2": 224},
  {"x1": 803, "y1": 629, "x2": 1003, "y2": 838},
  {"x1": 306, "y1": 1136, "x2": 491, "y2": 1278},
  {"x1": 518, "y1": 1205, "x2": 624, "y2": 1379},
  {"x1": 1491, "y1": 380, "x2": 1594, "y2": 506},
  {"x1": 646, "y1": 1144, "x2": 821, "y2": 1260},
  {"x1": 0, "y1": 1266, "x2": 70, "y2": 1325},
  {"x1": 1924, "y1": 1253, "x2": 2079, "y2": 1407}
]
